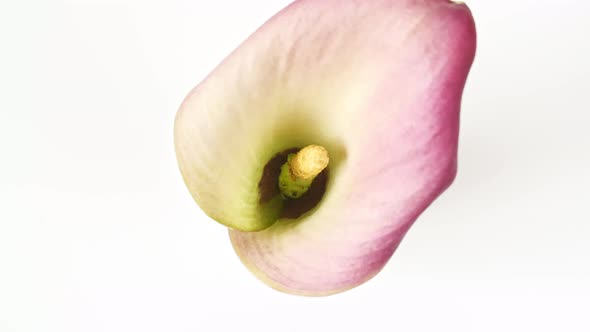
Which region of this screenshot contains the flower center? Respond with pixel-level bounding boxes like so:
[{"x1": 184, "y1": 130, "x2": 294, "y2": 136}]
[
  {"x1": 278, "y1": 145, "x2": 329, "y2": 199},
  {"x1": 258, "y1": 145, "x2": 330, "y2": 219}
]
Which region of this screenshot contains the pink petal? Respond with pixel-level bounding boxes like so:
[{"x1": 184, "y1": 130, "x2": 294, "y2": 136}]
[{"x1": 227, "y1": 0, "x2": 476, "y2": 296}]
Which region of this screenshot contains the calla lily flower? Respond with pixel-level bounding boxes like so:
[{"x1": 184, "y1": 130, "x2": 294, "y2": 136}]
[{"x1": 175, "y1": 0, "x2": 476, "y2": 296}]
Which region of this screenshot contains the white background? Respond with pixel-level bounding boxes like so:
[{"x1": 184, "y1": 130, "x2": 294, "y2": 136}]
[{"x1": 1, "y1": 0, "x2": 589, "y2": 331}]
